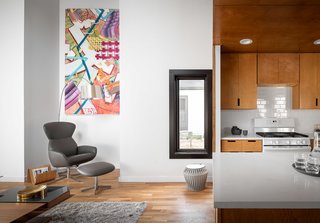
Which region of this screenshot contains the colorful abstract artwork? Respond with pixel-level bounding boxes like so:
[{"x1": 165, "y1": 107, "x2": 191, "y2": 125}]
[{"x1": 65, "y1": 8, "x2": 120, "y2": 115}]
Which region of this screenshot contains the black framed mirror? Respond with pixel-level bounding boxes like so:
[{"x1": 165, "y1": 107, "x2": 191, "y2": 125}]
[{"x1": 169, "y1": 69, "x2": 212, "y2": 159}]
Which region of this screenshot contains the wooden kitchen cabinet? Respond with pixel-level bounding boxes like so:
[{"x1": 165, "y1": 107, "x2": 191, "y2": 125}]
[
  {"x1": 221, "y1": 53, "x2": 257, "y2": 109},
  {"x1": 258, "y1": 54, "x2": 278, "y2": 84},
  {"x1": 258, "y1": 54, "x2": 299, "y2": 86},
  {"x1": 221, "y1": 140, "x2": 262, "y2": 152},
  {"x1": 221, "y1": 54, "x2": 238, "y2": 109},
  {"x1": 295, "y1": 54, "x2": 320, "y2": 109},
  {"x1": 241, "y1": 140, "x2": 262, "y2": 152},
  {"x1": 221, "y1": 140, "x2": 242, "y2": 152},
  {"x1": 278, "y1": 54, "x2": 300, "y2": 84}
]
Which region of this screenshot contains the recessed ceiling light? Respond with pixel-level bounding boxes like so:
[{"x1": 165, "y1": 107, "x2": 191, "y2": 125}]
[
  {"x1": 313, "y1": 39, "x2": 320, "y2": 45},
  {"x1": 240, "y1": 39, "x2": 253, "y2": 45}
]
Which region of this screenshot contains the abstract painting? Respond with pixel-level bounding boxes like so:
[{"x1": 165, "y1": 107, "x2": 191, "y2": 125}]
[{"x1": 65, "y1": 8, "x2": 120, "y2": 115}]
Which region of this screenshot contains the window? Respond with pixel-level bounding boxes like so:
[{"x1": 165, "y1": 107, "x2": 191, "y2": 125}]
[{"x1": 169, "y1": 69, "x2": 212, "y2": 159}]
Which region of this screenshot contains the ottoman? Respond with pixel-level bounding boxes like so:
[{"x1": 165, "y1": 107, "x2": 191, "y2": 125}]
[
  {"x1": 184, "y1": 163, "x2": 208, "y2": 191},
  {"x1": 77, "y1": 162, "x2": 115, "y2": 193}
]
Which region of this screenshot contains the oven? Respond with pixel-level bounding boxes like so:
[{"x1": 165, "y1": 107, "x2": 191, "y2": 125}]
[
  {"x1": 262, "y1": 145, "x2": 311, "y2": 152},
  {"x1": 254, "y1": 118, "x2": 311, "y2": 152}
]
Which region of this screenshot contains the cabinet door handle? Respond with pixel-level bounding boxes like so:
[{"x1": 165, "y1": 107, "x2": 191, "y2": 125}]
[
  {"x1": 227, "y1": 140, "x2": 236, "y2": 142},
  {"x1": 317, "y1": 98, "x2": 318, "y2": 107},
  {"x1": 237, "y1": 98, "x2": 240, "y2": 106},
  {"x1": 248, "y1": 140, "x2": 256, "y2": 142}
]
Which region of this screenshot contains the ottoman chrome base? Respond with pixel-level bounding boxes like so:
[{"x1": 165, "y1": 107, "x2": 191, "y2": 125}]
[
  {"x1": 81, "y1": 176, "x2": 112, "y2": 194},
  {"x1": 77, "y1": 162, "x2": 115, "y2": 195}
]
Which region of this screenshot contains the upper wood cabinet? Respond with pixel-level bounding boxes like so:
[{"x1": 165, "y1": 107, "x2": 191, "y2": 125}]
[
  {"x1": 258, "y1": 54, "x2": 278, "y2": 84},
  {"x1": 296, "y1": 54, "x2": 320, "y2": 109},
  {"x1": 258, "y1": 54, "x2": 299, "y2": 86},
  {"x1": 221, "y1": 53, "x2": 257, "y2": 109},
  {"x1": 221, "y1": 54, "x2": 238, "y2": 109}
]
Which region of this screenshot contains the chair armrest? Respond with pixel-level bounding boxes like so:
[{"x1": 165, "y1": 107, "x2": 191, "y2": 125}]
[
  {"x1": 77, "y1": 145, "x2": 97, "y2": 155},
  {"x1": 48, "y1": 151, "x2": 70, "y2": 167}
]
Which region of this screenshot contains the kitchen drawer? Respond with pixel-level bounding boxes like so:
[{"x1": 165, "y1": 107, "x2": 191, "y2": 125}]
[
  {"x1": 242, "y1": 140, "x2": 262, "y2": 152},
  {"x1": 221, "y1": 140, "x2": 242, "y2": 152},
  {"x1": 221, "y1": 140, "x2": 262, "y2": 152}
]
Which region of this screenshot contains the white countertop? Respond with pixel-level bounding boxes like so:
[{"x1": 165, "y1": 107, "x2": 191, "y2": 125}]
[
  {"x1": 221, "y1": 134, "x2": 262, "y2": 140},
  {"x1": 213, "y1": 152, "x2": 320, "y2": 208}
]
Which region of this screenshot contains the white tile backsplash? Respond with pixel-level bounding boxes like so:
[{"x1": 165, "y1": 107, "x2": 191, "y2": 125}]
[
  {"x1": 290, "y1": 110, "x2": 320, "y2": 133},
  {"x1": 221, "y1": 87, "x2": 320, "y2": 135},
  {"x1": 257, "y1": 87, "x2": 291, "y2": 118}
]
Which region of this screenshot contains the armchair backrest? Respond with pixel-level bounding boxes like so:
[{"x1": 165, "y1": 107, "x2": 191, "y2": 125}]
[{"x1": 43, "y1": 122, "x2": 78, "y2": 157}]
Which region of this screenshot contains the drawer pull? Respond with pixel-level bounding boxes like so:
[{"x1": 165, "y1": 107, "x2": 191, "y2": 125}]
[
  {"x1": 227, "y1": 140, "x2": 236, "y2": 142},
  {"x1": 248, "y1": 140, "x2": 256, "y2": 142}
]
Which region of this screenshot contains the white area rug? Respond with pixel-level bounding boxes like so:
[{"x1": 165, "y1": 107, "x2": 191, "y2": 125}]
[{"x1": 40, "y1": 201, "x2": 147, "y2": 223}]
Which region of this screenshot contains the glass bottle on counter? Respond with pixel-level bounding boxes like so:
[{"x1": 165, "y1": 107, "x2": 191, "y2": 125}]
[{"x1": 312, "y1": 131, "x2": 320, "y2": 158}]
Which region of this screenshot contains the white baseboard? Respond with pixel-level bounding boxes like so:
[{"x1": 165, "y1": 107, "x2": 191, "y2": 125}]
[
  {"x1": 119, "y1": 175, "x2": 213, "y2": 183},
  {"x1": 0, "y1": 176, "x2": 25, "y2": 182}
]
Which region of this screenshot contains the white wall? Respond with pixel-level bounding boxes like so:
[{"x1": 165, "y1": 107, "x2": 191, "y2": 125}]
[
  {"x1": 59, "y1": 0, "x2": 120, "y2": 168},
  {"x1": 120, "y1": 0, "x2": 213, "y2": 182},
  {"x1": 215, "y1": 46, "x2": 221, "y2": 153},
  {"x1": 0, "y1": 0, "x2": 25, "y2": 181},
  {"x1": 24, "y1": 0, "x2": 59, "y2": 172}
]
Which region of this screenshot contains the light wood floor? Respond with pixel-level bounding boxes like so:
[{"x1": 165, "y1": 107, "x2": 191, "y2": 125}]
[{"x1": 0, "y1": 169, "x2": 214, "y2": 223}]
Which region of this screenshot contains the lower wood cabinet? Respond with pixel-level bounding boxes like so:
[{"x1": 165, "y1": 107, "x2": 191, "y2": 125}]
[
  {"x1": 215, "y1": 208, "x2": 320, "y2": 223},
  {"x1": 241, "y1": 140, "x2": 262, "y2": 152},
  {"x1": 221, "y1": 140, "x2": 242, "y2": 152},
  {"x1": 221, "y1": 140, "x2": 262, "y2": 152}
]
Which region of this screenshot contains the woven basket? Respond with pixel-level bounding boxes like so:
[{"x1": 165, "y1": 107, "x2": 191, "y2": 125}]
[{"x1": 184, "y1": 164, "x2": 208, "y2": 191}]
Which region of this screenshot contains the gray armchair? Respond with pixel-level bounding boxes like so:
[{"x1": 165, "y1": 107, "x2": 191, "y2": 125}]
[{"x1": 43, "y1": 122, "x2": 97, "y2": 180}]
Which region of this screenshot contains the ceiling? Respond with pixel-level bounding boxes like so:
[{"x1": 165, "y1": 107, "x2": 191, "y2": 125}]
[{"x1": 214, "y1": 0, "x2": 320, "y2": 53}]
